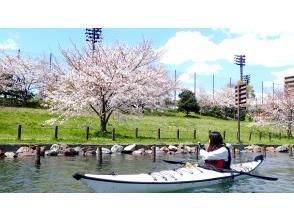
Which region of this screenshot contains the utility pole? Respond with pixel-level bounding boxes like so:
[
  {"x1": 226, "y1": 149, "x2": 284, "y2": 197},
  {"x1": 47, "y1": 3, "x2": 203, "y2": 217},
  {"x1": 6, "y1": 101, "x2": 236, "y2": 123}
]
[
  {"x1": 262, "y1": 81, "x2": 264, "y2": 104},
  {"x1": 17, "y1": 49, "x2": 20, "y2": 59},
  {"x1": 194, "y1": 72, "x2": 196, "y2": 99},
  {"x1": 255, "y1": 97, "x2": 258, "y2": 110},
  {"x1": 235, "y1": 83, "x2": 247, "y2": 144},
  {"x1": 49, "y1": 53, "x2": 52, "y2": 71},
  {"x1": 213, "y1": 74, "x2": 215, "y2": 100},
  {"x1": 174, "y1": 70, "x2": 177, "y2": 108},
  {"x1": 85, "y1": 28, "x2": 102, "y2": 52}
]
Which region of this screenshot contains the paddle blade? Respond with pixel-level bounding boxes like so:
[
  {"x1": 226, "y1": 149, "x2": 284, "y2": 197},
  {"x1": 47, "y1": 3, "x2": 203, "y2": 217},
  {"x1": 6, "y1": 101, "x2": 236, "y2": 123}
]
[{"x1": 254, "y1": 155, "x2": 264, "y2": 162}]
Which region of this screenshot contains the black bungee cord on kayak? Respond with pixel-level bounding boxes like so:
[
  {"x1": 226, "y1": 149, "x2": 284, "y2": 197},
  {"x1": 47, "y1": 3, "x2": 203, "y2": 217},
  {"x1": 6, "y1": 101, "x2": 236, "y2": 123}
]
[{"x1": 161, "y1": 171, "x2": 178, "y2": 181}]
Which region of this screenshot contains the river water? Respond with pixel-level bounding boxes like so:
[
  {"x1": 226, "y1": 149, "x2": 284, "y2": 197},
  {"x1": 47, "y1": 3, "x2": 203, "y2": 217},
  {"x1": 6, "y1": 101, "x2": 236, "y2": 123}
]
[{"x1": 0, "y1": 152, "x2": 293, "y2": 193}]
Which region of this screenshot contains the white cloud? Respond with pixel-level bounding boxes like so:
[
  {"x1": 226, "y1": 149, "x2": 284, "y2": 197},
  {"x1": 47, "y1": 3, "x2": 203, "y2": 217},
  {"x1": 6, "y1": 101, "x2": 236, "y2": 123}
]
[
  {"x1": 160, "y1": 30, "x2": 294, "y2": 68},
  {"x1": 0, "y1": 39, "x2": 17, "y2": 50},
  {"x1": 271, "y1": 67, "x2": 294, "y2": 78},
  {"x1": 160, "y1": 31, "x2": 219, "y2": 64},
  {"x1": 178, "y1": 63, "x2": 222, "y2": 87},
  {"x1": 186, "y1": 62, "x2": 222, "y2": 75},
  {"x1": 263, "y1": 67, "x2": 294, "y2": 89},
  {"x1": 178, "y1": 72, "x2": 193, "y2": 85}
]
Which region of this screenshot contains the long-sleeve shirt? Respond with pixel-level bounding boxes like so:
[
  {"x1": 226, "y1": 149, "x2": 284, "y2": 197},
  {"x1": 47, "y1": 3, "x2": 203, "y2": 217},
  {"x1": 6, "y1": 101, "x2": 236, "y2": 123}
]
[{"x1": 199, "y1": 147, "x2": 229, "y2": 161}]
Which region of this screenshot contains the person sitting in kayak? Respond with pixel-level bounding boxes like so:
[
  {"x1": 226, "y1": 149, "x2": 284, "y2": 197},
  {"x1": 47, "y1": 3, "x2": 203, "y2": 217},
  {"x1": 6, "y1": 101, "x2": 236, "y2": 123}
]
[{"x1": 199, "y1": 131, "x2": 231, "y2": 169}]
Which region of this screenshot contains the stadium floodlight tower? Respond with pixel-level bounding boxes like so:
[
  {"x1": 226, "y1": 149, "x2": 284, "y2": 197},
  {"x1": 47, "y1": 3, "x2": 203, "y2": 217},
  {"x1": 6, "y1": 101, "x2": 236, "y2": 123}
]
[
  {"x1": 85, "y1": 28, "x2": 102, "y2": 52},
  {"x1": 243, "y1": 74, "x2": 251, "y2": 85},
  {"x1": 234, "y1": 54, "x2": 246, "y2": 81}
]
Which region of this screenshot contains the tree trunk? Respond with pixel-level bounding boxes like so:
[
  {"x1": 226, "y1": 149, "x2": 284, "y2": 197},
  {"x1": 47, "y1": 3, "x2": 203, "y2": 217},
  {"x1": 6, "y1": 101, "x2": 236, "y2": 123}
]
[
  {"x1": 99, "y1": 111, "x2": 114, "y2": 133},
  {"x1": 89, "y1": 104, "x2": 108, "y2": 133},
  {"x1": 90, "y1": 95, "x2": 114, "y2": 133},
  {"x1": 100, "y1": 94, "x2": 107, "y2": 133},
  {"x1": 100, "y1": 116, "x2": 107, "y2": 133}
]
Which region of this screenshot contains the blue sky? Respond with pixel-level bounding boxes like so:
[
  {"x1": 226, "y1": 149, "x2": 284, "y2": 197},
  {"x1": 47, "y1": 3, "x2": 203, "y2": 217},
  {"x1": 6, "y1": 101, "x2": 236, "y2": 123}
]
[{"x1": 1, "y1": 28, "x2": 293, "y2": 100}]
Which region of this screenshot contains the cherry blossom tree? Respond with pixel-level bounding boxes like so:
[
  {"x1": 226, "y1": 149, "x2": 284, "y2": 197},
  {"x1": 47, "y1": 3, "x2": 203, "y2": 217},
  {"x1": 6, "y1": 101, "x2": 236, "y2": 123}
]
[
  {"x1": 43, "y1": 41, "x2": 175, "y2": 132},
  {"x1": 214, "y1": 87, "x2": 236, "y2": 108},
  {"x1": 0, "y1": 53, "x2": 19, "y2": 99},
  {"x1": 198, "y1": 84, "x2": 257, "y2": 120},
  {"x1": 198, "y1": 87, "x2": 236, "y2": 119},
  {"x1": 0, "y1": 52, "x2": 47, "y2": 105},
  {"x1": 250, "y1": 89, "x2": 294, "y2": 136}
]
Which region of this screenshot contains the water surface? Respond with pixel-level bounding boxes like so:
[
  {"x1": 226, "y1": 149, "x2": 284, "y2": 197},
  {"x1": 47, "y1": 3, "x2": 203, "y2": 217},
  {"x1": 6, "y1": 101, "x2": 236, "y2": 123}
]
[{"x1": 0, "y1": 152, "x2": 293, "y2": 193}]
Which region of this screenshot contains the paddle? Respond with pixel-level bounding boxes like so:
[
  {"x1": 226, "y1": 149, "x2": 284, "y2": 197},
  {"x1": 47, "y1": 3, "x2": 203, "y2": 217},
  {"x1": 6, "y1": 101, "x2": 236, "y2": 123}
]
[
  {"x1": 214, "y1": 167, "x2": 278, "y2": 181},
  {"x1": 162, "y1": 159, "x2": 188, "y2": 165},
  {"x1": 162, "y1": 159, "x2": 278, "y2": 181}
]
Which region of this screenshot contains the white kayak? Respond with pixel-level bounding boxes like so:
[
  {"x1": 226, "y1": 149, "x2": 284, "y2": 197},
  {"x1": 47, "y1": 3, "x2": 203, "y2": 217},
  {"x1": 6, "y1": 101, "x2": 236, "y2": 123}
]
[{"x1": 73, "y1": 155, "x2": 272, "y2": 193}]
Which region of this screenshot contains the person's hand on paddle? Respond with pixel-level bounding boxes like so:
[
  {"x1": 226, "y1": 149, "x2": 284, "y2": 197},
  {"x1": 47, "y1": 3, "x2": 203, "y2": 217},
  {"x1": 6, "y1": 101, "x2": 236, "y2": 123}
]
[
  {"x1": 226, "y1": 143, "x2": 233, "y2": 148},
  {"x1": 197, "y1": 142, "x2": 205, "y2": 150}
]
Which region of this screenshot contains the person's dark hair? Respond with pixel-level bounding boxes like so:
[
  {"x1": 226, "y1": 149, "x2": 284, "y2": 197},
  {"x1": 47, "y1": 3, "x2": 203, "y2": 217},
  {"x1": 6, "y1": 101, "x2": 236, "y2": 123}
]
[{"x1": 208, "y1": 131, "x2": 224, "y2": 152}]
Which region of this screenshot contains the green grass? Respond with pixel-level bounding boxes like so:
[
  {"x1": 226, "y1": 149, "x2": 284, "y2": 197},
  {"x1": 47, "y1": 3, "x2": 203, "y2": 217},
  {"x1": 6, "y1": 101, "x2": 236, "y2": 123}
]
[{"x1": 0, "y1": 106, "x2": 292, "y2": 145}]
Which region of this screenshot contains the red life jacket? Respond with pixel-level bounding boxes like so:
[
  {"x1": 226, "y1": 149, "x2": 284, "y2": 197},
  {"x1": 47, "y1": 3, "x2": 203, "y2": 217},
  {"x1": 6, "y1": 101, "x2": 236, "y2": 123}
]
[
  {"x1": 204, "y1": 159, "x2": 225, "y2": 169},
  {"x1": 204, "y1": 147, "x2": 231, "y2": 169}
]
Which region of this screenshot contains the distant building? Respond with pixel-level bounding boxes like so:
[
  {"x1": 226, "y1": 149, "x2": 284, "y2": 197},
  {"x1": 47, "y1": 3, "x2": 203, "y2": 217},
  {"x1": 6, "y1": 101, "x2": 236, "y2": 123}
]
[{"x1": 284, "y1": 76, "x2": 294, "y2": 97}]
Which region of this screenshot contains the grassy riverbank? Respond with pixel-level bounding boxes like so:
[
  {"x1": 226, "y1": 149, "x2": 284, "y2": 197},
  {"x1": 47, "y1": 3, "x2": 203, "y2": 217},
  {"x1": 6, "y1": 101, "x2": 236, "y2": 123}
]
[{"x1": 0, "y1": 106, "x2": 291, "y2": 145}]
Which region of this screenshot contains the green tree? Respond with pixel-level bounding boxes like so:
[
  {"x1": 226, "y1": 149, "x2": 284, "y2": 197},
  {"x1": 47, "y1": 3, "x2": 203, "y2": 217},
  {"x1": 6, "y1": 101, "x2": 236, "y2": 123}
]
[
  {"x1": 177, "y1": 90, "x2": 200, "y2": 116},
  {"x1": 247, "y1": 84, "x2": 256, "y2": 98}
]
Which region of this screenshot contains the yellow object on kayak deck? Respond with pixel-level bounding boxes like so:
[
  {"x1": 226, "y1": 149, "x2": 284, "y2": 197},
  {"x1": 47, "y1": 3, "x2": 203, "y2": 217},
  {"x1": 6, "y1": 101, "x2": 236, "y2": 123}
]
[
  {"x1": 185, "y1": 162, "x2": 199, "y2": 168},
  {"x1": 185, "y1": 162, "x2": 193, "y2": 168},
  {"x1": 185, "y1": 162, "x2": 203, "y2": 174}
]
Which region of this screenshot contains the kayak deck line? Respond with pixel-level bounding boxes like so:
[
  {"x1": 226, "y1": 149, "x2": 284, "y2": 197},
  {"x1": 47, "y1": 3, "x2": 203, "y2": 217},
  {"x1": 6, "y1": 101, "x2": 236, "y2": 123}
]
[{"x1": 73, "y1": 171, "x2": 242, "y2": 185}]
